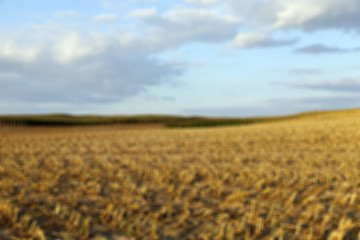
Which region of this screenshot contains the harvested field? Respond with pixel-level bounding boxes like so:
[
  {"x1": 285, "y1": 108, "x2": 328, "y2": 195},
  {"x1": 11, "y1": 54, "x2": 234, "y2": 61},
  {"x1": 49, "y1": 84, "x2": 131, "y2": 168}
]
[{"x1": 1, "y1": 110, "x2": 360, "y2": 239}]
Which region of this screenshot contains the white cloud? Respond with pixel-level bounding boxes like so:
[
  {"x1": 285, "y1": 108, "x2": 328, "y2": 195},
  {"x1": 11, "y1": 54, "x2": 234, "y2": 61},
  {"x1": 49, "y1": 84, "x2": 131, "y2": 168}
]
[
  {"x1": 3, "y1": 0, "x2": 360, "y2": 112},
  {"x1": 53, "y1": 32, "x2": 106, "y2": 64},
  {"x1": 231, "y1": 32, "x2": 297, "y2": 48},
  {"x1": 55, "y1": 10, "x2": 118, "y2": 22},
  {"x1": 222, "y1": 0, "x2": 360, "y2": 31},
  {"x1": 61, "y1": 1, "x2": 360, "y2": 53},
  {"x1": 181, "y1": 0, "x2": 360, "y2": 50},
  {"x1": 129, "y1": 8, "x2": 158, "y2": 18},
  {"x1": 93, "y1": 13, "x2": 118, "y2": 22},
  {"x1": 54, "y1": 10, "x2": 86, "y2": 19},
  {"x1": 129, "y1": 7, "x2": 239, "y2": 48},
  {"x1": 0, "y1": 26, "x2": 183, "y2": 104},
  {"x1": 164, "y1": 8, "x2": 237, "y2": 23},
  {"x1": 274, "y1": 1, "x2": 325, "y2": 28},
  {"x1": 231, "y1": 32, "x2": 269, "y2": 48},
  {"x1": 0, "y1": 39, "x2": 39, "y2": 63},
  {"x1": 272, "y1": 0, "x2": 360, "y2": 29}
]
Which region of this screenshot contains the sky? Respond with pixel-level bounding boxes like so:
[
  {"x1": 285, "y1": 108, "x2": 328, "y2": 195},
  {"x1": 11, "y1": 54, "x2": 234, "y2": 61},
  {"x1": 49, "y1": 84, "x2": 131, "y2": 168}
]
[{"x1": 1, "y1": 0, "x2": 360, "y2": 117}]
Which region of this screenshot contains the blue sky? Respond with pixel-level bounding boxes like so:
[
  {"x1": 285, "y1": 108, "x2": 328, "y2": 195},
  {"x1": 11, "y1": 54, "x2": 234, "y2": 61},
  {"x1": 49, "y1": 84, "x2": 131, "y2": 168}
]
[{"x1": 1, "y1": 0, "x2": 360, "y2": 116}]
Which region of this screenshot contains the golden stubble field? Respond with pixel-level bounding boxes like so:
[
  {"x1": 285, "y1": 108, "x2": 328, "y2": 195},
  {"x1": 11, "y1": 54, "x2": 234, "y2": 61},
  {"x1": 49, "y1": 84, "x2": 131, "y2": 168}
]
[{"x1": 1, "y1": 111, "x2": 360, "y2": 240}]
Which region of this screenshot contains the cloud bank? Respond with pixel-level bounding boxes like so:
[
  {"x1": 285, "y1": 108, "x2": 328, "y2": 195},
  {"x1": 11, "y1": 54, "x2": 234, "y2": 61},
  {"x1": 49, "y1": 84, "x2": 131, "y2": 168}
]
[
  {"x1": 187, "y1": 0, "x2": 360, "y2": 48},
  {"x1": 2, "y1": 0, "x2": 360, "y2": 114},
  {"x1": 286, "y1": 78, "x2": 360, "y2": 92},
  {"x1": 0, "y1": 29, "x2": 183, "y2": 104},
  {"x1": 295, "y1": 44, "x2": 360, "y2": 54},
  {"x1": 0, "y1": 5, "x2": 241, "y2": 107}
]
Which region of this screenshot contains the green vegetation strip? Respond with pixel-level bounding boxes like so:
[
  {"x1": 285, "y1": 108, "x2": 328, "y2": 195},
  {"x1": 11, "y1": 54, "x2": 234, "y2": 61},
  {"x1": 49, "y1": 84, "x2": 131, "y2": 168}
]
[
  {"x1": 164, "y1": 117, "x2": 292, "y2": 128},
  {"x1": 0, "y1": 114, "x2": 184, "y2": 127},
  {"x1": 0, "y1": 114, "x2": 291, "y2": 128},
  {"x1": 0, "y1": 108, "x2": 359, "y2": 128}
]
